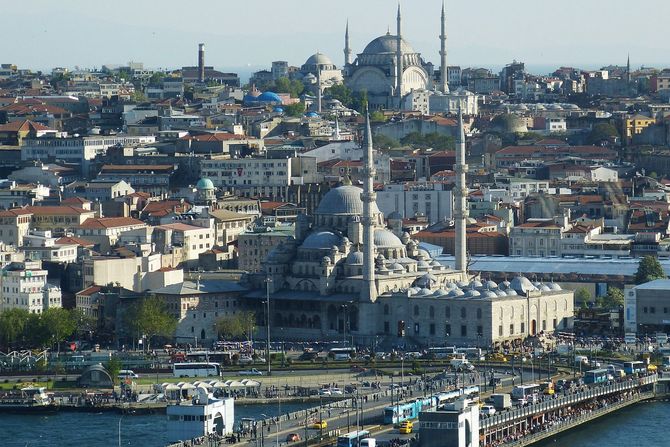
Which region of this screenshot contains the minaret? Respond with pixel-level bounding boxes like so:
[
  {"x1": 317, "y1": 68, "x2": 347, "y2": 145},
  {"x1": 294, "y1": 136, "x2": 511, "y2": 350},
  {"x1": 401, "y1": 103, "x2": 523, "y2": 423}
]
[
  {"x1": 439, "y1": 2, "x2": 450, "y2": 93},
  {"x1": 198, "y1": 43, "x2": 205, "y2": 83},
  {"x1": 344, "y1": 20, "x2": 352, "y2": 66},
  {"x1": 454, "y1": 107, "x2": 469, "y2": 273},
  {"x1": 627, "y1": 53, "x2": 631, "y2": 84},
  {"x1": 396, "y1": 2, "x2": 403, "y2": 107},
  {"x1": 360, "y1": 110, "x2": 378, "y2": 301},
  {"x1": 317, "y1": 67, "x2": 322, "y2": 113}
]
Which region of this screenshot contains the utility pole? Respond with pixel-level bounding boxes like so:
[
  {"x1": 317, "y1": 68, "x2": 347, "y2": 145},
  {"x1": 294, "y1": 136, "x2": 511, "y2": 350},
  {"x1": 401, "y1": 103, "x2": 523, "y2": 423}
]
[{"x1": 265, "y1": 276, "x2": 272, "y2": 376}]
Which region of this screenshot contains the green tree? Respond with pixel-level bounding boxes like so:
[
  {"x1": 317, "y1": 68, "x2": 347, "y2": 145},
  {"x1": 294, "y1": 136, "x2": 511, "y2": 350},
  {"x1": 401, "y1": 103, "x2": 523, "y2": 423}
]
[
  {"x1": 351, "y1": 90, "x2": 368, "y2": 113},
  {"x1": 326, "y1": 84, "x2": 353, "y2": 106},
  {"x1": 0, "y1": 308, "x2": 30, "y2": 349},
  {"x1": 273, "y1": 77, "x2": 304, "y2": 98},
  {"x1": 105, "y1": 356, "x2": 122, "y2": 385},
  {"x1": 400, "y1": 132, "x2": 455, "y2": 150},
  {"x1": 131, "y1": 90, "x2": 147, "y2": 103},
  {"x1": 125, "y1": 296, "x2": 177, "y2": 350},
  {"x1": 635, "y1": 255, "x2": 666, "y2": 284},
  {"x1": 148, "y1": 72, "x2": 166, "y2": 85},
  {"x1": 370, "y1": 111, "x2": 387, "y2": 123},
  {"x1": 38, "y1": 308, "x2": 78, "y2": 353},
  {"x1": 216, "y1": 311, "x2": 256, "y2": 341},
  {"x1": 574, "y1": 287, "x2": 592, "y2": 309},
  {"x1": 603, "y1": 287, "x2": 624, "y2": 309},
  {"x1": 587, "y1": 123, "x2": 619, "y2": 144},
  {"x1": 374, "y1": 134, "x2": 400, "y2": 149},
  {"x1": 284, "y1": 102, "x2": 306, "y2": 117}
]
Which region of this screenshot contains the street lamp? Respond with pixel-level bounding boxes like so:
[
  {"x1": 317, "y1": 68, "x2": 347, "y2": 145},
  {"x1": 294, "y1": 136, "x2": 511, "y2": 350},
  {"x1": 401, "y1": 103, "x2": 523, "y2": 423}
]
[{"x1": 265, "y1": 276, "x2": 273, "y2": 376}]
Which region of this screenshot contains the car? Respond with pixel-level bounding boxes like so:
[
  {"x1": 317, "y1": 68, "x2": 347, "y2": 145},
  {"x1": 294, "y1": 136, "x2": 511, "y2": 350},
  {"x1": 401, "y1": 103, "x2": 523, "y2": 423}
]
[
  {"x1": 309, "y1": 420, "x2": 327, "y2": 430},
  {"x1": 398, "y1": 421, "x2": 413, "y2": 434},
  {"x1": 286, "y1": 434, "x2": 301, "y2": 442},
  {"x1": 330, "y1": 388, "x2": 343, "y2": 395},
  {"x1": 238, "y1": 356, "x2": 254, "y2": 365},
  {"x1": 118, "y1": 370, "x2": 139, "y2": 380},
  {"x1": 480, "y1": 405, "x2": 496, "y2": 417},
  {"x1": 319, "y1": 389, "x2": 332, "y2": 396},
  {"x1": 240, "y1": 368, "x2": 263, "y2": 376}
]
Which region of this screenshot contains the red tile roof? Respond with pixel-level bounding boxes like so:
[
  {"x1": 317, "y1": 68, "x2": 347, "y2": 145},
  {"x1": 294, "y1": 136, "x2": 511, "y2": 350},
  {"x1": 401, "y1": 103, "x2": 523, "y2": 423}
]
[
  {"x1": 0, "y1": 119, "x2": 53, "y2": 133},
  {"x1": 79, "y1": 217, "x2": 146, "y2": 229},
  {"x1": 25, "y1": 205, "x2": 93, "y2": 216},
  {"x1": 55, "y1": 235, "x2": 95, "y2": 247},
  {"x1": 76, "y1": 285, "x2": 102, "y2": 296}
]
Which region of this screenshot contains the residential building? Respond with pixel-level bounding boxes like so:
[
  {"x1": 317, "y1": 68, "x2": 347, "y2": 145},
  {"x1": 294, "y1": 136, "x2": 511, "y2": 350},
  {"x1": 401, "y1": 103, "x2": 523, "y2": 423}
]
[
  {"x1": 414, "y1": 221, "x2": 509, "y2": 256},
  {"x1": 25, "y1": 205, "x2": 97, "y2": 233},
  {"x1": 208, "y1": 209, "x2": 255, "y2": 247},
  {"x1": 153, "y1": 223, "x2": 215, "y2": 267},
  {"x1": 0, "y1": 260, "x2": 61, "y2": 313},
  {"x1": 509, "y1": 215, "x2": 569, "y2": 257},
  {"x1": 8, "y1": 163, "x2": 77, "y2": 187},
  {"x1": 0, "y1": 209, "x2": 33, "y2": 246},
  {"x1": 64, "y1": 180, "x2": 134, "y2": 202},
  {"x1": 97, "y1": 164, "x2": 175, "y2": 194},
  {"x1": 81, "y1": 254, "x2": 183, "y2": 292},
  {"x1": 75, "y1": 217, "x2": 148, "y2": 253},
  {"x1": 237, "y1": 223, "x2": 294, "y2": 272},
  {"x1": 22, "y1": 230, "x2": 79, "y2": 264},
  {"x1": 0, "y1": 181, "x2": 50, "y2": 209},
  {"x1": 624, "y1": 279, "x2": 670, "y2": 334},
  {"x1": 376, "y1": 182, "x2": 454, "y2": 225}
]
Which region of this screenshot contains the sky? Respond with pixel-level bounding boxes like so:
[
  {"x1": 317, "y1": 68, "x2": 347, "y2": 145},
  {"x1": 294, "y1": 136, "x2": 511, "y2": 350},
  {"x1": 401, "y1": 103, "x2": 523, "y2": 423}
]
[{"x1": 4, "y1": 0, "x2": 670, "y2": 78}]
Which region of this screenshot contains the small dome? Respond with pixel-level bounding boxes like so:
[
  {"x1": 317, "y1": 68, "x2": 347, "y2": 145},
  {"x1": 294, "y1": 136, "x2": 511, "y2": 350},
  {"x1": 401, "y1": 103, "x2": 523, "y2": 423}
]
[
  {"x1": 457, "y1": 281, "x2": 469, "y2": 288},
  {"x1": 257, "y1": 91, "x2": 283, "y2": 103},
  {"x1": 433, "y1": 288, "x2": 448, "y2": 297},
  {"x1": 484, "y1": 280, "x2": 498, "y2": 289},
  {"x1": 374, "y1": 229, "x2": 404, "y2": 249},
  {"x1": 304, "y1": 52, "x2": 335, "y2": 67},
  {"x1": 273, "y1": 106, "x2": 284, "y2": 113},
  {"x1": 482, "y1": 290, "x2": 498, "y2": 298},
  {"x1": 392, "y1": 263, "x2": 405, "y2": 272},
  {"x1": 419, "y1": 288, "x2": 432, "y2": 296},
  {"x1": 401, "y1": 232, "x2": 411, "y2": 244},
  {"x1": 417, "y1": 249, "x2": 431, "y2": 260},
  {"x1": 548, "y1": 282, "x2": 562, "y2": 291},
  {"x1": 417, "y1": 260, "x2": 431, "y2": 269},
  {"x1": 464, "y1": 289, "x2": 481, "y2": 298},
  {"x1": 300, "y1": 231, "x2": 343, "y2": 250},
  {"x1": 448, "y1": 288, "x2": 465, "y2": 297},
  {"x1": 510, "y1": 276, "x2": 537, "y2": 294},
  {"x1": 496, "y1": 290, "x2": 508, "y2": 297},
  {"x1": 196, "y1": 178, "x2": 214, "y2": 190},
  {"x1": 500, "y1": 280, "x2": 511, "y2": 289},
  {"x1": 305, "y1": 112, "x2": 319, "y2": 118},
  {"x1": 346, "y1": 251, "x2": 364, "y2": 265},
  {"x1": 540, "y1": 284, "x2": 551, "y2": 292},
  {"x1": 469, "y1": 280, "x2": 484, "y2": 289}
]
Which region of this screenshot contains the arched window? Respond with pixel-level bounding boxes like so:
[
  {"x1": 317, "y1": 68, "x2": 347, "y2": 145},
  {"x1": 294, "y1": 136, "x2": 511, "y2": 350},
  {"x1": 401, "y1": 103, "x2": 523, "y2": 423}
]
[
  {"x1": 461, "y1": 307, "x2": 466, "y2": 319},
  {"x1": 414, "y1": 305, "x2": 420, "y2": 317},
  {"x1": 429, "y1": 306, "x2": 435, "y2": 319},
  {"x1": 384, "y1": 304, "x2": 389, "y2": 315}
]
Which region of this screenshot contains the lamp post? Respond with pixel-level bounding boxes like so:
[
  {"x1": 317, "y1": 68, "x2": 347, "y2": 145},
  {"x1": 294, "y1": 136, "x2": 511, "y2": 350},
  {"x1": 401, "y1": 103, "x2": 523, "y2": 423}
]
[{"x1": 265, "y1": 276, "x2": 272, "y2": 376}]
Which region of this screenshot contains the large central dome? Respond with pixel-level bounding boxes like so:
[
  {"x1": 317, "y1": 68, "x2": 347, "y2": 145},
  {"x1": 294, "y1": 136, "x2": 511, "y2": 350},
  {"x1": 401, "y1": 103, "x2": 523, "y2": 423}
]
[
  {"x1": 315, "y1": 185, "x2": 380, "y2": 216},
  {"x1": 362, "y1": 34, "x2": 416, "y2": 55}
]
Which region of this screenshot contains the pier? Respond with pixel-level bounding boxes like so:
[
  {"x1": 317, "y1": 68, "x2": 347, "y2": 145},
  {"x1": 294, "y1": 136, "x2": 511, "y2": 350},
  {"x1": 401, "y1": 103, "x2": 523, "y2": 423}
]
[{"x1": 479, "y1": 375, "x2": 659, "y2": 446}]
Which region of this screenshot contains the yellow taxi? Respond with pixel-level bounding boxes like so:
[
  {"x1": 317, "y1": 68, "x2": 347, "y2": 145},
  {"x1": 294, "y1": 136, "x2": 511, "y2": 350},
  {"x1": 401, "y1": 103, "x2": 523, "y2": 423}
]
[
  {"x1": 309, "y1": 420, "x2": 327, "y2": 430},
  {"x1": 399, "y1": 421, "x2": 413, "y2": 434}
]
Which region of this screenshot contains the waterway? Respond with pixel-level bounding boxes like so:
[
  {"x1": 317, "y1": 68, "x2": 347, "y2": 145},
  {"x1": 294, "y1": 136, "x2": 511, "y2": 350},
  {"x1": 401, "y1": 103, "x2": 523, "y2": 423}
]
[
  {"x1": 0, "y1": 401, "x2": 667, "y2": 447},
  {"x1": 0, "y1": 402, "x2": 313, "y2": 447},
  {"x1": 534, "y1": 401, "x2": 668, "y2": 447}
]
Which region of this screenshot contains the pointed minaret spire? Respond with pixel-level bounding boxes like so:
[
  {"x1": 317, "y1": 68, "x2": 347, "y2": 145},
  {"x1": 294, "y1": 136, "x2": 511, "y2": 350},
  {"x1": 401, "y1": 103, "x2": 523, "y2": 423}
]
[
  {"x1": 627, "y1": 53, "x2": 631, "y2": 84},
  {"x1": 439, "y1": 1, "x2": 450, "y2": 93},
  {"x1": 344, "y1": 20, "x2": 352, "y2": 66},
  {"x1": 396, "y1": 1, "x2": 403, "y2": 108},
  {"x1": 454, "y1": 106, "x2": 469, "y2": 273},
  {"x1": 360, "y1": 108, "x2": 378, "y2": 302}
]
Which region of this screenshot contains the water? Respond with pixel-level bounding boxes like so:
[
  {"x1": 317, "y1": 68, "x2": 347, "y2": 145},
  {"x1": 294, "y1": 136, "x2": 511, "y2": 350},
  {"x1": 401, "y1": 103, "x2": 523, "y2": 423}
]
[
  {"x1": 534, "y1": 401, "x2": 668, "y2": 447},
  {"x1": 0, "y1": 402, "x2": 313, "y2": 447}
]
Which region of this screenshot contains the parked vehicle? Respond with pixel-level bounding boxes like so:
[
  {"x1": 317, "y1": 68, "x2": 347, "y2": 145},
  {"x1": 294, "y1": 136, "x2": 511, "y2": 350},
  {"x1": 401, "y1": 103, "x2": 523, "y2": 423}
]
[
  {"x1": 240, "y1": 368, "x2": 263, "y2": 376},
  {"x1": 490, "y1": 393, "x2": 511, "y2": 410},
  {"x1": 480, "y1": 405, "x2": 496, "y2": 417},
  {"x1": 399, "y1": 421, "x2": 413, "y2": 434}
]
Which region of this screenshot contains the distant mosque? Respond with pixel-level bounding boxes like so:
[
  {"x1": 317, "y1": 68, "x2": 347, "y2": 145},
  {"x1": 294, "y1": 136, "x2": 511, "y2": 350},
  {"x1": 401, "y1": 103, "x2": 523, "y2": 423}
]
[{"x1": 343, "y1": 2, "x2": 451, "y2": 109}]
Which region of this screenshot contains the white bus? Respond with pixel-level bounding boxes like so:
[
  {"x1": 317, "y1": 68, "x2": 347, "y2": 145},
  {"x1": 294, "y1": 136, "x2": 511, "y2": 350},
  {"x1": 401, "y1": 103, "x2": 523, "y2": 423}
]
[
  {"x1": 511, "y1": 384, "x2": 541, "y2": 401},
  {"x1": 456, "y1": 347, "x2": 483, "y2": 360},
  {"x1": 173, "y1": 362, "x2": 221, "y2": 378},
  {"x1": 427, "y1": 346, "x2": 457, "y2": 359},
  {"x1": 329, "y1": 347, "x2": 356, "y2": 360}
]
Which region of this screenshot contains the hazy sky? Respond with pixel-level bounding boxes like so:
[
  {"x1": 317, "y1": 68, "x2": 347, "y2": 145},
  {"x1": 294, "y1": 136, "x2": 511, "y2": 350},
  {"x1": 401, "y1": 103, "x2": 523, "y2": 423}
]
[{"x1": 5, "y1": 0, "x2": 669, "y2": 76}]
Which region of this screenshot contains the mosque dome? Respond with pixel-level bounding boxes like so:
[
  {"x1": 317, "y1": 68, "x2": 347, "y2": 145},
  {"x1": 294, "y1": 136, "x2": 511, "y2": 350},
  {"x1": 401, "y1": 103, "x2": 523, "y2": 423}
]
[
  {"x1": 484, "y1": 280, "x2": 498, "y2": 289},
  {"x1": 305, "y1": 52, "x2": 335, "y2": 67},
  {"x1": 374, "y1": 229, "x2": 404, "y2": 249},
  {"x1": 469, "y1": 280, "x2": 484, "y2": 289},
  {"x1": 300, "y1": 231, "x2": 343, "y2": 250},
  {"x1": 510, "y1": 276, "x2": 536, "y2": 294},
  {"x1": 305, "y1": 112, "x2": 319, "y2": 118},
  {"x1": 257, "y1": 91, "x2": 283, "y2": 103},
  {"x1": 346, "y1": 251, "x2": 364, "y2": 265},
  {"x1": 448, "y1": 288, "x2": 465, "y2": 297},
  {"x1": 464, "y1": 289, "x2": 481, "y2": 298},
  {"x1": 315, "y1": 185, "x2": 380, "y2": 215},
  {"x1": 196, "y1": 178, "x2": 214, "y2": 190},
  {"x1": 392, "y1": 263, "x2": 405, "y2": 272},
  {"x1": 506, "y1": 289, "x2": 518, "y2": 296},
  {"x1": 363, "y1": 34, "x2": 416, "y2": 55},
  {"x1": 548, "y1": 282, "x2": 562, "y2": 291}
]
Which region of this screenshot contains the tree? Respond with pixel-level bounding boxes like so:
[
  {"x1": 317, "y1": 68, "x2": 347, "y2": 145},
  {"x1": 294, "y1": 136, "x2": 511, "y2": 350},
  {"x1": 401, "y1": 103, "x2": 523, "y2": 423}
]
[
  {"x1": 587, "y1": 123, "x2": 619, "y2": 144},
  {"x1": 374, "y1": 134, "x2": 400, "y2": 149},
  {"x1": 370, "y1": 111, "x2": 387, "y2": 123},
  {"x1": 284, "y1": 102, "x2": 306, "y2": 117},
  {"x1": 400, "y1": 132, "x2": 455, "y2": 150},
  {"x1": 0, "y1": 308, "x2": 30, "y2": 349},
  {"x1": 273, "y1": 77, "x2": 304, "y2": 98},
  {"x1": 131, "y1": 90, "x2": 147, "y2": 103},
  {"x1": 326, "y1": 84, "x2": 353, "y2": 107},
  {"x1": 125, "y1": 296, "x2": 177, "y2": 350},
  {"x1": 105, "y1": 356, "x2": 122, "y2": 385},
  {"x1": 216, "y1": 311, "x2": 256, "y2": 341},
  {"x1": 574, "y1": 287, "x2": 592, "y2": 309},
  {"x1": 38, "y1": 308, "x2": 78, "y2": 353},
  {"x1": 635, "y1": 255, "x2": 666, "y2": 284},
  {"x1": 148, "y1": 72, "x2": 166, "y2": 85},
  {"x1": 603, "y1": 287, "x2": 624, "y2": 309}
]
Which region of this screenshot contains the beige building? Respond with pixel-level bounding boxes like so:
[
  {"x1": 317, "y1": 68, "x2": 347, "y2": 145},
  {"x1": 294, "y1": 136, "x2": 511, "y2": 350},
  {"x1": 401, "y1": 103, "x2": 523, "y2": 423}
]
[
  {"x1": 208, "y1": 209, "x2": 255, "y2": 247},
  {"x1": 153, "y1": 223, "x2": 216, "y2": 267},
  {"x1": 0, "y1": 209, "x2": 33, "y2": 247},
  {"x1": 76, "y1": 217, "x2": 148, "y2": 253},
  {"x1": 25, "y1": 206, "x2": 97, "y2": 234},
  {"x1": 509, "y1": 216, "x2": 569, "y2": 257},
  {"x1": 237, "y1": 224, "x2": 294, "y2": 273},
  {"x1": 82, "y1": 254, "x2": 183, "y2": 292}
]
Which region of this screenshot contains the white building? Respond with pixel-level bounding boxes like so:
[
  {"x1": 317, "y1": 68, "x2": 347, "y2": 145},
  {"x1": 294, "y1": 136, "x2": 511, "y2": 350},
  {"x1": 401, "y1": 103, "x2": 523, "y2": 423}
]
[
  {"x1": 0, "y1": 260, "x2": 62, "y2": 313},
  {"x1": 75, "y1": 217, "x2": 148, "y2": 254},
  {"x1": 22, "y1": 231, "x2": 79, "y2": 264},
  {"x1": 507, "y1": 178, "x2": 551, "y2": 200},
  {"x1": 376, "y1": 182, "x2": 453, "y2": 225},
  {"x1": 166, "y1": 389, "x2": 234, "y2": 443}
]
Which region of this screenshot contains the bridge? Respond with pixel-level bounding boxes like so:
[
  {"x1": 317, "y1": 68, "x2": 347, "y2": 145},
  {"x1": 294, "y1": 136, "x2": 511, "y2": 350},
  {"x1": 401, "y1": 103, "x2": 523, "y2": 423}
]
[{"x1": 480, "y1": 374, "x2": 660, "y2": 447}]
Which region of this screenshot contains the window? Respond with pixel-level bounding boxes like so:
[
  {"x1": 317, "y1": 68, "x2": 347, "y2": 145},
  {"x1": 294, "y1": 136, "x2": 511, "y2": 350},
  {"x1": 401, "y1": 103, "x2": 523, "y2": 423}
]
[
  {"x1": 542, "y1": 320, "x2": 546, "y2": 330},
  {"x1": 651, "y1": 307, "x2": 656, "y2": 314},
  {"x1": 384, "y1": 321, "x2": 390, "y2": 334},
  {"x1": 414, "y1": 323, "x2": 420, "y2": 335},
  {"x1": 477, "y1": 326, "x2": 483, "y2": 336},
  {"x1": 520, "y1": 322, "x2": 525, "y2": 333},
  {"x1": 643, "y1": 307, "x2": 648, "y2": 314},
  {"x1": 445, "y1": 324, "x2": 451, "y2": 337},
  {"x1": 510, "y1": 324, "x2": 514, "y2": 335},
  {"x1": 429, "y1": 323, "x2": 435, "y2": 335},
  {"x1": 498, "y1": 325, "x2": 503, "y2": 336},
  {"x1": 476, "y1": 308, "x2": 482, "y2": 319},
  {"x1": 384, "y1": 304, "x2": 389, "y2": 315},
  {"x1": 461, "y1": 325, "x2": 467, "y2": 337}
]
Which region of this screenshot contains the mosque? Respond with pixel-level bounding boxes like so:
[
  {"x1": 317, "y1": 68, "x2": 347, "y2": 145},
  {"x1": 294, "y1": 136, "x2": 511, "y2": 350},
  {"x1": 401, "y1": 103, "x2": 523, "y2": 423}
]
[{"x1": 242, "y1": 111, "x2": 574, "y2": 350}]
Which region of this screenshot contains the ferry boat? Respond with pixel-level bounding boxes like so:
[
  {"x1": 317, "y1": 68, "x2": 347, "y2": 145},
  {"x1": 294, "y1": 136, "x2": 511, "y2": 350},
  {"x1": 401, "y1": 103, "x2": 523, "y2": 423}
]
[{"x1": 0, "y1": 387, "x2": 59, "y2": 413}]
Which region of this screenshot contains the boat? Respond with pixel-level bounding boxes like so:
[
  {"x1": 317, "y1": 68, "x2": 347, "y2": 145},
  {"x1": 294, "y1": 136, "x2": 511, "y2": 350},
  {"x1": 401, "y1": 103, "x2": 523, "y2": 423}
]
[{"x1": 0, "y1": 387, "x2": 59, "y2": 413}]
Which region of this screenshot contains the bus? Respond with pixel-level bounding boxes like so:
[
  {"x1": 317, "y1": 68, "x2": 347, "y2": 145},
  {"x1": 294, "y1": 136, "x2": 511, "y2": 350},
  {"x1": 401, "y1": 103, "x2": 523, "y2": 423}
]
[
  {"x1": 583, "y1": 368, "x2": 609, "y2": 385},
  {"x1": 623, "y1": 361, "x2": 646, "y2": 375},
  {"x1": 173, "y1": 362, "x2": 221, "y2": 378},
  {"x1": 329, "y1": 347, "x2": 356, "y2": 361},
  {"x1": 511, "y1": 384, "x2": 540, "y2": 401},
  {"x1": 456, "y1": 347, "x2": 483, "y2": 360},
  {"x1": 427, "y1": 346, "x2": 457, "y2": 359},
  {"x1": 337, "y1": 430, "x2": 370, "y2": 447}
]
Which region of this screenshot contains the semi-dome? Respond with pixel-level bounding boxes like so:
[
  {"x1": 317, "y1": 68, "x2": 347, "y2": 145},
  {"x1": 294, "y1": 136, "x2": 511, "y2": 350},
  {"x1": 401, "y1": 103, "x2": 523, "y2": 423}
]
[
  {"x1": 363, "y1": 34, "x2": 416, "y2": 55},
  {"x1": 346, "y1": 251, "x2": 364, "y2": 265},
  {"x1": 196, "y1": 178, "x2": 214, "y2": 190},
  {"x1": 374, "y1": 229, "x2": 404, "y2": 249},
  {"x1": 300, "y1": 231, "x2": 343, "y2": 250},
  {"x1": 315, "y1": 185, "x2": 380, "y2": 215}
]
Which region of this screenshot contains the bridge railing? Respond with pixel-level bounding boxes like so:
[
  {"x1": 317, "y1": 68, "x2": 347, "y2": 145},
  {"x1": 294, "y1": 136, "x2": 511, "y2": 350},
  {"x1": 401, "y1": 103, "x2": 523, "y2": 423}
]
[{"x1": 481, "y1": 374, "x2": 657, "y2": 430}]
